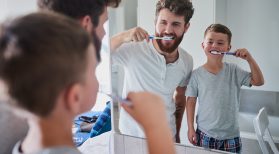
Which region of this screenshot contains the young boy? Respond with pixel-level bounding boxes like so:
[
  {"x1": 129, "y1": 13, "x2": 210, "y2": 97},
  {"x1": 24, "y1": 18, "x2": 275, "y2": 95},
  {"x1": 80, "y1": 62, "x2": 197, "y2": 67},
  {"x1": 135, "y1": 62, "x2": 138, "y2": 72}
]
[
  {"x1": 186, "y1": 24, "x2": 264, "y2": 153},
  {"x1": 0, "y1": 12, "x2": 174, "y2": 154}
]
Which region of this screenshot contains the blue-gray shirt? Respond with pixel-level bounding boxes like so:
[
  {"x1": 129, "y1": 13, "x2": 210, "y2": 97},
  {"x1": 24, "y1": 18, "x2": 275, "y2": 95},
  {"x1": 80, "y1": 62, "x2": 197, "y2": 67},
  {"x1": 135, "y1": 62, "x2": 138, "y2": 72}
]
[{"x1": 186, "y1": 63, "x2": 251, "y2": 139}]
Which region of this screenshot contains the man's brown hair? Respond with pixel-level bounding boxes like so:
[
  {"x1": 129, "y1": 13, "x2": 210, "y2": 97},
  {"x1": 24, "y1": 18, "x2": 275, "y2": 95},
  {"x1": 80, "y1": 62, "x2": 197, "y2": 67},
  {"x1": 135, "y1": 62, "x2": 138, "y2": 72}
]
[
  {"x1": 37, "y1": 0, "x2": 121, "y2": 27},
  {"x1": 0, "y1": 12, "x2": 93, "y2": 117},
  {"x1": 155, "y1": 0, "x2": 194, "y2": 24}
]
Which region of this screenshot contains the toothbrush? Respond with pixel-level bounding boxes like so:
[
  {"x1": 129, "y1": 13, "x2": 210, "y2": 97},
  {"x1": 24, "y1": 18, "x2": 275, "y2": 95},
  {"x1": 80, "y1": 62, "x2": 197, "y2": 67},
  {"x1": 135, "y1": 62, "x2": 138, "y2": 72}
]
[
  {"x1": 210, "y1": 50, "x2": 236, "y2": 55},
  {"x1": 149, "y1": 35, "x2": 174, "y2": 40},
  {"x1": 106, "y1": 94, "x2": 133, "y2": 107}
]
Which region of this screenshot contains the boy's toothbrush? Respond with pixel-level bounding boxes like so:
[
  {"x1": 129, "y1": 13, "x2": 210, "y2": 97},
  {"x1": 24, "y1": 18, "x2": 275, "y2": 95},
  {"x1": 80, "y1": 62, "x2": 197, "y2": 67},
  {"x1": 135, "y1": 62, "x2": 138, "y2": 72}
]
[
  {"x1": 149, "y1": 35, "x2": 174, "y2": 40},
  {"x1": 106, "y1": 94, "x2": 133, "y2": 107},
  {"x1": 210, "y1": 50, "x2": 236, "y2": 55}
]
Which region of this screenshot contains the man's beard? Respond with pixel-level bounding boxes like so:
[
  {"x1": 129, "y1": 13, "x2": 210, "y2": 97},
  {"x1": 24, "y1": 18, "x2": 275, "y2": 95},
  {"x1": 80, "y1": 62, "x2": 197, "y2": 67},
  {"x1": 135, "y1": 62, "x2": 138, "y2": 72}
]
[{"x1": 155, "y1": 32, "x2": 184, "y2": 54}]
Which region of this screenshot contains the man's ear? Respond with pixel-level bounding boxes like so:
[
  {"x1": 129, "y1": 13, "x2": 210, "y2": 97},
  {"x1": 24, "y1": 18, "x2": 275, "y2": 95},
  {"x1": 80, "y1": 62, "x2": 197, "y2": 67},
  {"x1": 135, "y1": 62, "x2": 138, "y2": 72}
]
[
  {"x1": 64, "y1": 83, "x2": 83, "y2": 115},
  {"x1": 79, "y1": 15, "x2": 94, "y2": 32},
  {"x1": 184, "y1": 23, "x2": 190, "y2": 33}
]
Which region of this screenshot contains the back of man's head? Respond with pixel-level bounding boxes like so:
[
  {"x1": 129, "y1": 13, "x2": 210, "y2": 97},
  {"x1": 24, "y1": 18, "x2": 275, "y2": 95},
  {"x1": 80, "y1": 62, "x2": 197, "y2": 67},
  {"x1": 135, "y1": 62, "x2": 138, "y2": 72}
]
[
  {"x1": 0, "y1": 12, "x2": 94, "y2": 117},
  {"x1": 37, "y1": 0, "x2": 121, "y2": 27}
]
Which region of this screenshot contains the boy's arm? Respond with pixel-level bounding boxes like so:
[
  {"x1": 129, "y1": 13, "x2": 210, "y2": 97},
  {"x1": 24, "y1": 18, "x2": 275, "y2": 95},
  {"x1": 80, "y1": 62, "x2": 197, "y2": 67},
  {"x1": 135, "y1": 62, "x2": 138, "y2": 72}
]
[
  {"x1": 174, "y1": 86, "x2": 186, "y2": 143},
  {"x1": 110, "y1": 27, "x2": 149, "y2": 51},
  {"x1": 186, "y1": 96, "x2": 197, "y2": 145},
  {"x1": 122, "y1": 92, "x2": 175, "y2": 154},
  {"x1": 235, "y1": 48, "x2": 264, "y2": 86}
]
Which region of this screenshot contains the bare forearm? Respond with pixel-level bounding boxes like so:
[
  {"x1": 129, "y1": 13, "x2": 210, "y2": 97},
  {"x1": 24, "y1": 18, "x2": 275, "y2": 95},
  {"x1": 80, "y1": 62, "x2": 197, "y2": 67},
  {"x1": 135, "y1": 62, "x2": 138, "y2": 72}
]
[
  {"x1": 248, "y1": 57, "x2": 264, "y2": 86},
  {"x1": 175, "y1": 99, "x2": 186, "y2": 134},
  {"x1": 186, "y1": 97, "x2": 196, "y2": 129},
  {"x1": 145, "y1": 122, "x2": 175, "y2": 154},
  {"x1": 110, "y1": 32, "x2": 128, "y2": 51},
  {"x1": 174, "y1": 87, "x2": 186, "y2": 134}
]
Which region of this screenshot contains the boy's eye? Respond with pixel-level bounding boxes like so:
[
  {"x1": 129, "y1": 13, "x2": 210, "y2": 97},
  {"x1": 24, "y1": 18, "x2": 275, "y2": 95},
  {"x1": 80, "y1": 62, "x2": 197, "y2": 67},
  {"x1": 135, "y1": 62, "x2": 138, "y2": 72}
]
[{"x1": 218, "y1": 42, "x2": 224, "y2": 45}]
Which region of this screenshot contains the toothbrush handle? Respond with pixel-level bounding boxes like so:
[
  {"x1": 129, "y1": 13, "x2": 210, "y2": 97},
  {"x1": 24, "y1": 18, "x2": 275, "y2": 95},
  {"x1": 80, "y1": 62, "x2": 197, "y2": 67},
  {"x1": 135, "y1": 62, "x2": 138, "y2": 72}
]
[
  {"x1": 149, "y1": 36, "x2": 157, "y2": 39},
  {"x1": 224, "y1": 52, "x2": 236, "y2": 55},
  {"x1": 108, "y1": 94, "x2": 133, "y2": 107}
]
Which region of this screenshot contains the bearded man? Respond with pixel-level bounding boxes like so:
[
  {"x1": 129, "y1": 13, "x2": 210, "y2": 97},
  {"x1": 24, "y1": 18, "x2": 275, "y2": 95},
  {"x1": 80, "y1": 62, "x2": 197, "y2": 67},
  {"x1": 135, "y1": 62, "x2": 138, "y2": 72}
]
[{"x1": 111, "y1": 0, "x2": 194, "y2": 143}]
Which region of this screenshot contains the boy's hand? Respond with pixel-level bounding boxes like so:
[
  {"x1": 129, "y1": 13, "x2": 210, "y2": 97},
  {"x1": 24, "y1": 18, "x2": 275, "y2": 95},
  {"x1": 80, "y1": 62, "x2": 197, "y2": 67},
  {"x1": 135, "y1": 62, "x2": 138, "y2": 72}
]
[
  {"x1": 235, "y1": 48, "x2": 253, "y2": 61},
  {"x1": 121, "y1": 91, "x2": 166, "y2": 130},
  {"x1": 187, "y1": 127, "x2": 197, "y2": 145}
]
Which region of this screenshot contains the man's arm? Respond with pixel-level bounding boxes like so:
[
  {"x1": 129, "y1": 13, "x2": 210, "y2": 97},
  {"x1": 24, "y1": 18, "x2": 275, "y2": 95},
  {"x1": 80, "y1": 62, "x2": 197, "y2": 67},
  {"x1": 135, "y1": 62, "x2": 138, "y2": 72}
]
[
  {"x1": 110, "y1": 27, "x2": 149, "y2": 51},
  {"x1": 174, "y1": 86, "x2": 186, "y2": 143}
]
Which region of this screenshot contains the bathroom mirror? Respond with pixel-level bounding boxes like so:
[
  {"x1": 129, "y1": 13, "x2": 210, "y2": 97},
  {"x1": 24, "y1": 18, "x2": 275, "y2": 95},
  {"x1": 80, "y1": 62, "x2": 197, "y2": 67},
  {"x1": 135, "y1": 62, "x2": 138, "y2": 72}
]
[{"x1": 110, "y1": 0, "x2": 279, "y2": 153}]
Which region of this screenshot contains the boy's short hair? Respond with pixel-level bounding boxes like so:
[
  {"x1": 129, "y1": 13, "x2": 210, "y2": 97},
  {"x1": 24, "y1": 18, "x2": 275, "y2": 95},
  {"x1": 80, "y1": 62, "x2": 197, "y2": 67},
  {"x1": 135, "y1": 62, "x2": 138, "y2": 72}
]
[
  {"x1": 37, "y1": 0, "x2": 121, "y2": 27},
  {"x1": 155, "y1": 0, "x2": 194, "y2": 24},
  {"x1": 0, "y1": 12, "x2": 93, "y2": 117},
  {"x1": 204, "y1": 23, "x2": 232, "y2": 45}
]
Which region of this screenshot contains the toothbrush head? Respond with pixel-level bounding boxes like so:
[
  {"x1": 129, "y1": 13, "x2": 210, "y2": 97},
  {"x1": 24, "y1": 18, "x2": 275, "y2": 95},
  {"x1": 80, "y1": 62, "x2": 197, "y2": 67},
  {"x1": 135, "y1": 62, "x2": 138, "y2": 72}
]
[
  {"x1": 149, "y1": 35, "x2": 174, "y2": 40},
  {"x1": 162, "y1": 36, "x2": 174, "y2": 40},
  {"x1": 210, "y1": 50, "x2": 222, "y2": 55}
]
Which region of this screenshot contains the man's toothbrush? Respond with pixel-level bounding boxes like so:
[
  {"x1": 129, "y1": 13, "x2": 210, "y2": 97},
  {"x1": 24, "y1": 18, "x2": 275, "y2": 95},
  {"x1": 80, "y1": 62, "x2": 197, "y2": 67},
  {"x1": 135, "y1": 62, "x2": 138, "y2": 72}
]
[
  {"x1": 210, "y1": 50, "x2": 236, "y2": 55},
  {"x1": 149, "y1": 35, "x2": 174, "y2": 40}
]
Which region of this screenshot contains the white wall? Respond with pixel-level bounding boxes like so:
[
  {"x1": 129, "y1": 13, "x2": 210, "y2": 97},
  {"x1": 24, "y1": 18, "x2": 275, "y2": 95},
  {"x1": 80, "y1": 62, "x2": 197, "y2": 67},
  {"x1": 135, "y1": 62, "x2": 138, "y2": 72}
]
[
  {"x1": 109, "y1": 0, "x2": 138, "y2": 37},
  {"x1": 225, "y1": 0, "x2": 279, "y2": 92},
  {"x1": 0, "y1": 0, "x2": 37, "y2": 22}
]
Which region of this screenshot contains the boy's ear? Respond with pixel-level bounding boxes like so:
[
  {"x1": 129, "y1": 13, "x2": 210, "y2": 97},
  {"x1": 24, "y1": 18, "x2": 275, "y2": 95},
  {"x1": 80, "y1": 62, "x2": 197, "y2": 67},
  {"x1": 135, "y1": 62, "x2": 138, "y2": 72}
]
[
  {"x1": 79, "y1": 15, "x2": 94, "y2": 33},
  {"x1": 228, "y1": 45, "x2": 231, "y2": 51},
  {"x1": 64, "y1": 83, "x2": 83, "y2": 115},
  {"x1": 201, "y1": 42, "x2": 205, "y2": 49},
  {"x1": 184, "y1": 23, "x2": 190, "y2": 33}
]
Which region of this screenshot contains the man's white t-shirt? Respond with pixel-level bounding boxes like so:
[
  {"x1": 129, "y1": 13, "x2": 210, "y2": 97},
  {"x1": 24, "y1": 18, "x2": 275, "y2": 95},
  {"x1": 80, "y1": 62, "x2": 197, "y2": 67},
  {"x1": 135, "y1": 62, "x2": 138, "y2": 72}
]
[{"x1": 112, "y1": 41, "x2": 193, "y2": 137}]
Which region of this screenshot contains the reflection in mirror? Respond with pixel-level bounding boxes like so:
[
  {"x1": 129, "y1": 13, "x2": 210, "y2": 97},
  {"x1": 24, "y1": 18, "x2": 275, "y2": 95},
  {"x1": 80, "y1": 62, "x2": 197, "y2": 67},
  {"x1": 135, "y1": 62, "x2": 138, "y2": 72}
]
[
  {"x1": 111, "y1": 0, "x2": 279, "y2": 154},
  {"x1": 111, "y1": 0, "x2": 194, "y2": 143}
]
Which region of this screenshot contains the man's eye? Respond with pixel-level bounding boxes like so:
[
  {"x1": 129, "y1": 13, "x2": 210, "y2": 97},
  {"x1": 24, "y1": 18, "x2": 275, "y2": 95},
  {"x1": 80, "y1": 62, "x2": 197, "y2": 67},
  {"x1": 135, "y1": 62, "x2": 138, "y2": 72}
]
[
  {"x1": 160, "y1": 21, "x2": 167, "y2": 25},
  {"x1": 173, "y1": 23, "x2": 180, "y2": 27}
]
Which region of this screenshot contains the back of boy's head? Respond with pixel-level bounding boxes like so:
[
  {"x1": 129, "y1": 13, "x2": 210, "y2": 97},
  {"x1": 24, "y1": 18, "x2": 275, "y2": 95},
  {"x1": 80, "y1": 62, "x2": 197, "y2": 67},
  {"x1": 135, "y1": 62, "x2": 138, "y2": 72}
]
[
  {"x1": 155, "y1": 0, "x2": 194, "y2": 24},
  {"x1": 204, "y1": 23, "x2": 232, "y2": 44},
  {"x1": 37, "y1": 0, "x2": 121, "y2": 27},
  {"x1": 0, "y1": 12, "x2": 92, "y2": 117}
]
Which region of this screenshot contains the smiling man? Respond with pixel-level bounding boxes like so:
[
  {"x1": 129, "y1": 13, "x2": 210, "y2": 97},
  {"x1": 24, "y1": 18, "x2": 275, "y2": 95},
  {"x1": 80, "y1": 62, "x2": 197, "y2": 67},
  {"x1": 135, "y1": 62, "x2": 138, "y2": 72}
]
[{"x1": 111, "y1": 0, "x2": 194, "y2": 142}]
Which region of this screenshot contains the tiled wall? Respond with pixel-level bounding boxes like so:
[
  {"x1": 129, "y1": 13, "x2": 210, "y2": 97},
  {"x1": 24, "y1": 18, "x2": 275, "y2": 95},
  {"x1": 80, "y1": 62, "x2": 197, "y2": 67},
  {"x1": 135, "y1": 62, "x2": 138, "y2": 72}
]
[{"x1": 112, "y1": 132, "x2": 229, "y2": 154}]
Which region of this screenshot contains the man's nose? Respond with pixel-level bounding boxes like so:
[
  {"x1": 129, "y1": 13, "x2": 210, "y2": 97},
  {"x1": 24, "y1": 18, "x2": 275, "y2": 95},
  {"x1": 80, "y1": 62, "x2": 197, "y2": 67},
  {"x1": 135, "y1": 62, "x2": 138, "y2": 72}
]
[{"x1": 164, "y1": 24, "x2": 174, "y2": 34}]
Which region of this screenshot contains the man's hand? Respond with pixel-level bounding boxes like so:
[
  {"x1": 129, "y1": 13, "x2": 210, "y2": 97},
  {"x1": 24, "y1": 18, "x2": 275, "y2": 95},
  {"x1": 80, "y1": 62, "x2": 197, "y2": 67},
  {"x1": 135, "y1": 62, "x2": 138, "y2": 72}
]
[
  {"x1": 124, "y1": 27, "x2": 149, "y2": 42},
  {"x1": 110, "y1": 27, "x2": 149, "y2": 51},
  {"x1": 175, "y1": 133, "x2": 180, "y2": 143}
]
